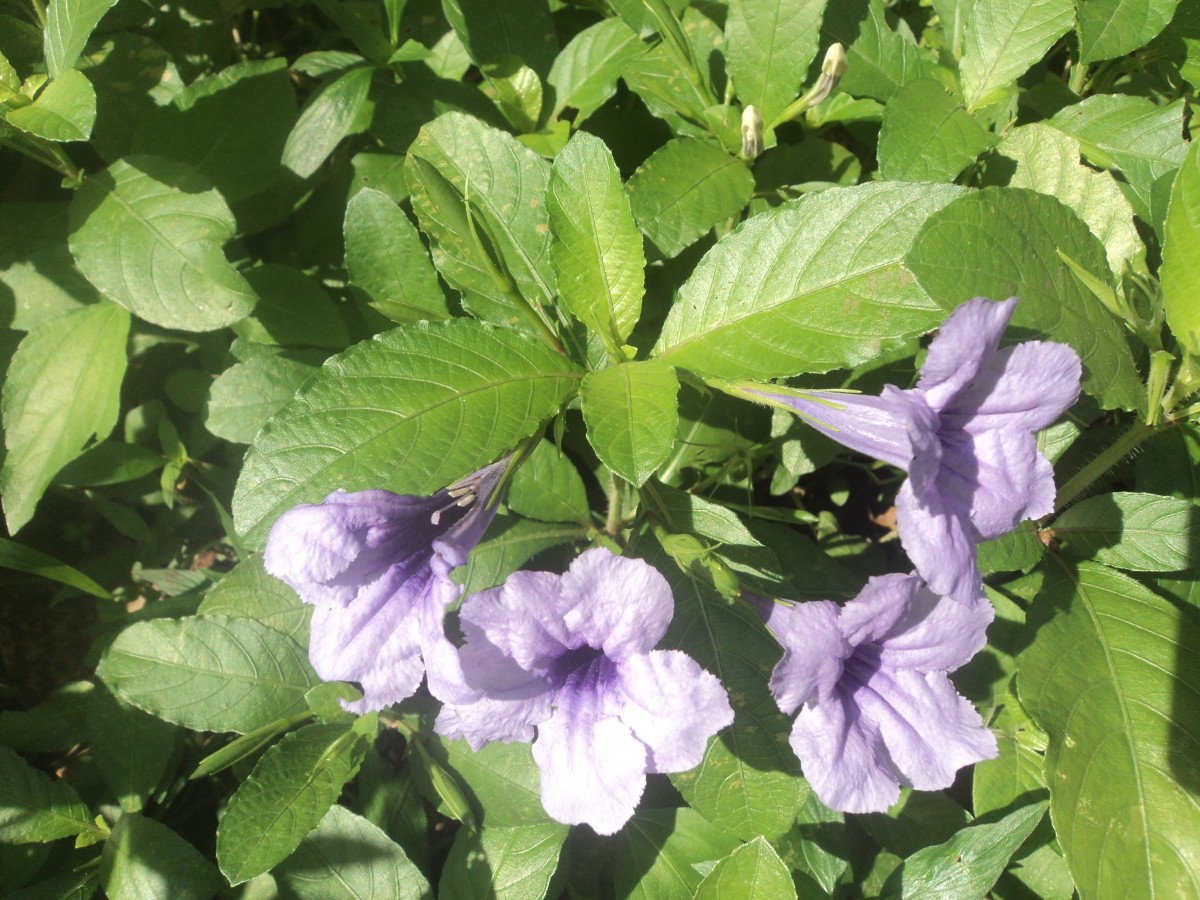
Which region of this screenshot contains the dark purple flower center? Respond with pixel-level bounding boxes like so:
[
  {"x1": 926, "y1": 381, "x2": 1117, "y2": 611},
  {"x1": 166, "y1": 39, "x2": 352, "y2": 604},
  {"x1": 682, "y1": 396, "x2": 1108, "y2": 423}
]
[
  {"x1": 842, "y1": 644, "x2": 883, "y2": 689},
  {"x1": 547, "y1": 644, "x2": 613, "y2": 695}
]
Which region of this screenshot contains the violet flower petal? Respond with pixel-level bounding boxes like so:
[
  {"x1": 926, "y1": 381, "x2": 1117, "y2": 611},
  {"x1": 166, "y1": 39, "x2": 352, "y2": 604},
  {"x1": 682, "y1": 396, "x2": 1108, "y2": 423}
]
[
  {"x1": 942, "y1": 341, "x2": 1083, "y2": 435},
  {"x1": 856, "y1": 667, "x2": 998, "y2": 791},
  {"x1": 747, "y1": 389, "x2": 917, "y2": 471},
  {"x1": 263, "y1": 461, "x2": 507, "y2": 711},
  {"x1": 764, "y1": 600, "x2": 849, "y2": 712},
  {"x1": 766, "y1": 572, "x2": 997, "y2": 813},
  {"x1": 874, "y1": 584, "x2": 995, "y2": 673},
  {"x1": 560, "y1": 550, "x2": 674, "y2": 661},
  {"x1": 917, "y1": 297, "x2": 1016, "y2": 409},
  {"x1": 460, "y1": 571, "x2": 577, "y2": 673},
  {"x1": 894, "y1": 480, "x2": 982, "y2": 606},
  {"x1": 790, "y1": 695, "x2": 900, "y2": 813},
  {"x1": 532, "y1": 687, "x2": 649, "y2": 835},
  {"x1": 611, "y1": 650, "x2": 733, "y2": 773}
]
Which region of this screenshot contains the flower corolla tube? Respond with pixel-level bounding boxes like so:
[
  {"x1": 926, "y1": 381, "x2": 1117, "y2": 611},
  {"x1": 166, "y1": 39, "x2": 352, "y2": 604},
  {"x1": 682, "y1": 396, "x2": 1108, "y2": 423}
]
[
  {"x1": 762, "y1": 573, "x2": 997, "y2": 813},
  {"x1": 263, "y1": 460, "x2": 507, "y2": 713},
  {"x1": 436, "y1": 547, "x2": 734, "y2": 835},
  {"x1": 739, "y1": 297, "x2": 1081, "y2": 605}
]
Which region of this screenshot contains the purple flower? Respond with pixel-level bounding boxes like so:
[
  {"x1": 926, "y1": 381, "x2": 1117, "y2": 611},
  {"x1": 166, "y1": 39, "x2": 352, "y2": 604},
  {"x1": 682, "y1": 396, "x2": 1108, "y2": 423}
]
[
  {"x1": 435, "y1": 548, "x2": 734, "y2": 835},
  {"x1": 739, "y1": 297, "x2": 1080, "y2": 604},
  {"x1": 263, "y1": 461, "x2": 507, "y2": 713},
  {"x1": 762, "y1": 573, "x2": 996, "y2": 813}
]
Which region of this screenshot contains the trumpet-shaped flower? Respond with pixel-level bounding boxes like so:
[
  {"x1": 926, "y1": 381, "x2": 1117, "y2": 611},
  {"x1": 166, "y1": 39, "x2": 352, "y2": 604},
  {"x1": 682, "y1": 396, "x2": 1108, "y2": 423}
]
[
  {"x1": 263, "y1": 461, "x2": 507, "y2": 712},
  {"x1": 763, "y1": 573, "x2": 996, "y2": 813},
  {"x1": 435, "y1": 548, "x2": 734, "y2": 835},
  {"x1": 740, "y1": 297, "x2": 1081, "y2": 604}
]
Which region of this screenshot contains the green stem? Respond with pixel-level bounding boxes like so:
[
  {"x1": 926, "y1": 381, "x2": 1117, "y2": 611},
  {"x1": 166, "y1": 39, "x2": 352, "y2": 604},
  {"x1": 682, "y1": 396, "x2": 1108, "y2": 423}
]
[
  {"x1": 1054, "y1": 420, "x2": 1157, "y2": 512},
  {"x1": 605, "y1": 474, "x2": 622, "y2": 537}
]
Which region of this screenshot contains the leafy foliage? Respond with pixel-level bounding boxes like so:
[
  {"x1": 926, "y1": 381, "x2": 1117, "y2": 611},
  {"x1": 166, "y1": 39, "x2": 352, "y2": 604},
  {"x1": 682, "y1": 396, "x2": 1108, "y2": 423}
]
[{"x1": 2, "y1": 0, "x2": 1199, "y2": 896}]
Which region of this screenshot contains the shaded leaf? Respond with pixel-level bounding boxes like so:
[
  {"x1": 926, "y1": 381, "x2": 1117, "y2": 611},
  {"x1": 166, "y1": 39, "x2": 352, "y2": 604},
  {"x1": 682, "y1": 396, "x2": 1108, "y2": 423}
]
[
  {"x1": 907, "y1": 187, "x2": 1141, "y2": 410},
  {"x1": 1019, "y1": 561, "x2": 1200, "y2": 899},
  {"x1": 216, "y1": 723, "x2": 368, "y2": 885},
  {"x1": 274, "y1": 805, "x2": 433, "y2": 900},
  {"x1": 1053, "y1": 491, "x2": 1199, "y2": 571}
]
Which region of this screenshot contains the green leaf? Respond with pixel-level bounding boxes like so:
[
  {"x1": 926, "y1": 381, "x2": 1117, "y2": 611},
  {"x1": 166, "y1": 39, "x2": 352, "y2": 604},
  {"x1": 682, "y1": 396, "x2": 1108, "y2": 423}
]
[
  {"x1": 548, "y1": 131, "x2": 644, "y2": 350},
  {"x1": 726, "y1": 0, "x2": 828, "y2": 124},
  {"x1": 457, "y1": 516, "x2": 586, "y2": 595},
  {"x1": 1053, "y1": 492, "x2": 1199, "y2": 571},
  {"x1": 86, "y1": 686, "x2": 178, "y2": 813},
  {"x1": 96, "y1": 615, "x2": 319, "y2": 734},
  {"x1": 821, "y1": 0, "x2": 928, "y2": 102},
  {"x1": 441, "y1": 0, "x2": 558, "y2": 77},
  {"x1": 216, "y1": 722, "x2": 368, "y2": 885},
  {"x1": 977, "y1": 521, "x2": 1045, "y2": 576},
  {"x1": 656, "y1": 182, "x2": 965, "y2": 379},
  {"x1": 132, "y1": 59, "x2": 297, "y2": 204},
  {"x1": 236, "y1": 264, "x2": 351, "y2": 349},
  {"x1": 0, "y1": 302, "x2": 129, "y2": 533},
  {"x1": 643, "y1": 539, "x2": 804, "y2": 840},
  {"x1": 0, "y1": 201, "x2": 102, "y2": 330},
  {"x1": 99, "y1": 814, "x2": 221, "y2": 900},
  {"x1": 5, "y1": 69, "x2": 95, "y2": 142},
  {"x1": 959, "y1": 0, "x2": 1074, "y2": 111},
  {"x1": 426, "y1": 736, "x2": 553, "y2": 828},
  {"x1": 649, "y1": 483, "x2": 792, "y2": 597},
  {"x1": 879, "y1": 801, "x2": 1048, "y2": 898},
  {"x1": 614, "y1": 807, "x2": 740, "y2": 898},
  {"x1": 992, "y1": 123, "x2": 1144, "y2": 278},
  {"x1": 282, "y1": 65, "x2": 375, "y2": 179},
  {"x1": 485, "y1": 56, "x2": 543, "y2": 133},
  {"x1": 274, "y1": 805, "x2": 433, "y2": 900},
  {"x1": 507, "y1": 440, "x2": 590, "y2": 525},
  {"x1": 54, "y1": 441, "x2": 162, "y2": 487},
  {"x1": 0, "y1": 745, "x2": 93, "y2": 843},
  {"x1": 344, "y1": 188, "x2": 448, "y2": 325},
  {"x1": 405, "y1": 112, "x2": 555, "y2": 326},
  {"x1": 972, "y1": 702, "x2": 1050, "y2": 819},
  {"x1": 1049, "y1": 95, "x2": 1189, "y2": 222},
  {"x1": 581, "y1": 361, "x2": 679, "y2": 487},
  {"x1": 1078, "y1": 0, "x2": 1181, "y2": 62},
  {"x1": 547, "y1": 18, "x2": 644, "y2": 124},
  {"x1": 1161, "y1": 137, "x2": 1200, "y2": 356},
  {"x1": 772, "y1": 792, "x2": 850, "y2": 894},
  {"x1": 232, "y1": 319, "x2": 579, "y2": 548},
  {"x1": 878, "y1": 78, "x2": 995, "y2": 182},
  {"x1": 438, "y1": 822, "x2": 568, "y2": 899},
  {"x1": 1019, "y1": 561, "x2": 1200, "y2": 899},
  {"x1": 0, "y1": 538, "x2": 111, "y2": 599},
  {"x1": 205, "y1": 355, "x2": 316, "y2": 444},
  {"x1": 355, "y1": 748, "x2": 431, "y2": 874},
  {"x1": 43, "y1": 0, "x2": 119, "y2": 78},
  {"x1": 68, "y1": 157, "x2": 257, "y2": 331},
  {"x1": 694, "y1": 836, "x2": 797, "y2": 899},
  {"x1": 859, "y1": 790, "x2": 973, "y2": 859},
  {"x1": 626, "y1": 139, "x2": 754, "y2": 258},
  {"x1": 0, "y1": 682, "x2": 93, "y2": 753},
  {"x1": 907, "y1": 187, "x2": 1142, "y2": 410},
  {"x1": 198, "y1": 555, "x2": 311, "y2": 645}
]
